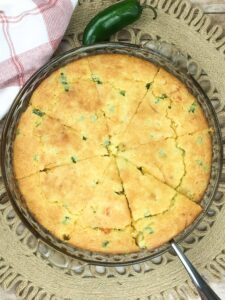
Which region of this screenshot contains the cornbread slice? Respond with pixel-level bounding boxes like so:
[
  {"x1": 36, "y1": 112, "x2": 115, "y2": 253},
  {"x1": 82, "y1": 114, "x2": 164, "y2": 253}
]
[
  {"x1": 177, "y1": 129, "x2": 212, "y2": 202},
  {"x1": 14, "y1": 133, "x2": 42, "y2": 179},
  {"x1": 120, "y1": 138, "x2": 184, "y2": 188},
  {"x1": 39, "y1": 117, "x2": 108, "y2": 168},
  {"x1": 150, "y1": 68, "x2": 208, "y2": 135},
  {"x1": 69, "y1": 225, "x2": 139, "y2": 254},
  {"x1": 49, "y1": 79, "x2": 103, "y2": 124},
  {"x1": 77, "y1": 159, "x2": 131, "y2": 229},
  {"x1": 116, "y1": 157, "x2": 176, "y2": 221},
  {"x1": 13, "y1": 107, "x2": 45, "y2": 178},
  {"x1": 167, "y1": 94, "x2": 208, "y2": 136},
  {"x1": 39, "y1": 156, "x2": 111, "y2": 216},
  {"x1": 119, "y1": 94, "x2": 175, "y2": 148},
  {"x1": 144, "y1": 88, "x2": 171, "y2": 116},
  {"x1": 31, "y1": 58, "x2": 93, "y2": 114},
  {"x1": 31, "y1": 75, "x2": 107, "y2": 128},
  {"x1": 17, "y1": 157, "x2": 115, "y2": 244},
  {"x1": 134, "y1": 194, "x2": 202, "y2": 250},
  {"x1": 62, "y1": 57, "x2": 93, "y2": 82},
  {"x1": 18, "y1": 157, "x2": 137, "y2": 253},
  {"x1": 91, "y1": 80, "x2": 149, "y2": 136},
  {"x1": 88, "y1": 54, "x2": 158, "y2": 136},
  {"x1": 18, "y1": 173, "x2": 76, "y2": 240},
  {"x1": 88, "y1": 53, "x2": 158, "y2": 84},
  {"x1": 152, "y1": 68, "x2": 183, "y2": 100},
  {"x1": 14, "y1": 106, "x2": 108, "y2": 178},
  {"x1": 30, "y1": 68, "x2": 64, "y2": 114},
  {"x1": 40, "y1": 79, "x2": 111, "y2": 148}
]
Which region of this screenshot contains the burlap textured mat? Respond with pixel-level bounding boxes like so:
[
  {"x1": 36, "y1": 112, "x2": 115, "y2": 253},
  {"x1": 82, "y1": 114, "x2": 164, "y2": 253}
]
[{"x1": 0, "y1": 0, "x2": 225, "y2": 299}]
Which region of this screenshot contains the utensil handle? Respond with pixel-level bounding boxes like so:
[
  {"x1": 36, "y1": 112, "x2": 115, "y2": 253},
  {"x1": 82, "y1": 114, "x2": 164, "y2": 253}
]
[{"x1": 171, "y1": 241, "x2": 221, "y2": 300}]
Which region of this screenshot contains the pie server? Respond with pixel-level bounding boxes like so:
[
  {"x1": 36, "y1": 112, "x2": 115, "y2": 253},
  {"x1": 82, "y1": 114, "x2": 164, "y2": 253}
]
[{"x1": 171, "y1": 241, "x2": 221, "y2": 300}]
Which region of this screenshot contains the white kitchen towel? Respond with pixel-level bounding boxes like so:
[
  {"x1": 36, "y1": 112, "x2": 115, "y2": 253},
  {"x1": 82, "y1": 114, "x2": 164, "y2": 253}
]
[{"x1": 0, "y1": 0, "x2": 77, "y2": 119}]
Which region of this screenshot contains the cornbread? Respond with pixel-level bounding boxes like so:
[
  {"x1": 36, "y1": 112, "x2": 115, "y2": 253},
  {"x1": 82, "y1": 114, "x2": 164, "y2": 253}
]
[{"x1": 13, "y1": 54, "x2": 212, "y2": 253}]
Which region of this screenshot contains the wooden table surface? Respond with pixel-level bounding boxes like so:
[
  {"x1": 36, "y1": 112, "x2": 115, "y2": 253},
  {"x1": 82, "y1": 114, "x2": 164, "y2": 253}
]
[{"x1": 191, "y1": 0, "x2": 225, "y2": 27}]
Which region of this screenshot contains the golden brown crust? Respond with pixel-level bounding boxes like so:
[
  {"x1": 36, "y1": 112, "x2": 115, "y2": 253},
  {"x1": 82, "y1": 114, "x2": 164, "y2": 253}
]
[
  {"x1": 40, "y1": 157, "x2": 112, "y2": 215},
  {"x1": 13, "y1": 54, "x2": 211, "y2": 253},
  {"x1": 120, "y1": 138, "x2": 184, "y2": 188},
  {"x1": 91, "y1": 80, "x2": 148, "y2": 136},
  {"x1": 13, "y1": 135, "x2": 42, "y2": 179},
  {"x1": 31, "y1": 57, "x2": 93, "y2": 114},
  {"x1": 177, "y1": 129, "x2": 212, "y2": 202},
  {"x1": 134, "y1": 194, "x2": 202, "y2": 250},
  {"x1": 18, "y1": 174, "x2": 76, "y2": 239},
  {"x1": 63, "y1": 57, "x2": 93, "y2": 81},
  {"x1": 150, "y1": 68, "x2": 208, "y2": 135},
  {"x1": 88, "y1": 54, "x2": 159, "y2": 136},
  {"x1": 120, "y1": 93, "x2": 175, "y2": 146},
  {"x1": 116, "y1": 158, "x2": 176, "y2": 221},
  {"x1": 77, "y1": 160, "x2": 131, "y2": 229},
  {"x1": 69, "y1": 225, "x2": 139, "y2": 254},
  {"x1": 14, "y1": 106, "x2": 108, "y2": 179},
  {"x1": 30, "y1": 68, "x2": 63, "y2": 114},
  {"x1": 88, "y1": 54, "x2": 159, "y2": 84},
  {"x1": 13, "y1": 106, "x2": 44, "y2": 179}
]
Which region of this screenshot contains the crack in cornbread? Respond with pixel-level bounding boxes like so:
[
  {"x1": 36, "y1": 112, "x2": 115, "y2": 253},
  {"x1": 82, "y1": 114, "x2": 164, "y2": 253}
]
[
  {"x1": 114, "y1": 158, "x2": 139, "y2": 248},
  {"x1": 133, "y1": 194, "x2": 202, "y2": 250},
  {"x1": 176, "y1": 129, "x2": 212, "y2": 202},
  {"x1": 87, "y1": 54, "x2": 160, "y2": 137},
  {"x1": 116, "y1": 157, "x2": 178, "y2": 221},
  {"x1": 147, "y1": 86, "x2": 212, "y2": 202},
  {"x1": 115, "y1": 157, "x2": 202, "y2": 249},
  {"x1": 13, "y1": 54, "x2": 212, "y2": 253},
  {"x1": 14, "y1": 106, "x2": 109, "y2": 179},
  {"x1": 119, "y1": 67, "x2": 160, "y2": 137},
  {"x1": 118, "y1": 138, "x2": 184, "y2": 190},
  {"x1": 164, "y1": 96, "x2": 186, "y2": 191}
]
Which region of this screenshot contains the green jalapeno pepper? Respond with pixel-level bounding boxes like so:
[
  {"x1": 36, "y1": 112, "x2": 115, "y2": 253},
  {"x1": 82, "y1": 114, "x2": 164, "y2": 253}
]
[{"x1": 83, "y1": 0, "x2": 143, "y2": 45}]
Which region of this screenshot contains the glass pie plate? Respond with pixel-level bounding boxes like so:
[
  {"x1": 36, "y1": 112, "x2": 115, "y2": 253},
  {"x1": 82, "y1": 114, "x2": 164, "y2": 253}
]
[{"x1": 1, "y1": 43, "x2": 223, "y2": 266}]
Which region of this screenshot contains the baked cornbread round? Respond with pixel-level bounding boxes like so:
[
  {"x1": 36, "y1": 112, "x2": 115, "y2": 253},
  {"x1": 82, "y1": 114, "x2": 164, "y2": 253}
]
[{"x1": 13, "y1": 54, "x2": 212, "y2": 254}]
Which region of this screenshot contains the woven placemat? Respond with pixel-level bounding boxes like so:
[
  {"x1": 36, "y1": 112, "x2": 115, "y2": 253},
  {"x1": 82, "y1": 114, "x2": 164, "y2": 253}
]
[{"x1": 1, "y1": 0, "x2": 225, "y2": 299}]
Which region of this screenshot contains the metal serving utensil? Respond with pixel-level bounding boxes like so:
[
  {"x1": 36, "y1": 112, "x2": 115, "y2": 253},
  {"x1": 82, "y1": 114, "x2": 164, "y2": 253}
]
[{"x1": 171, "y1": 241, "x2": 221, "y2": 300}]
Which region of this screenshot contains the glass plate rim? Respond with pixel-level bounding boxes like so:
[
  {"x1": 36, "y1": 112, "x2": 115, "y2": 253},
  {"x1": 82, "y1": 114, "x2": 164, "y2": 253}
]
[{"x1": 1, "y1": 42, "x2": 223, "y2": 266}]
